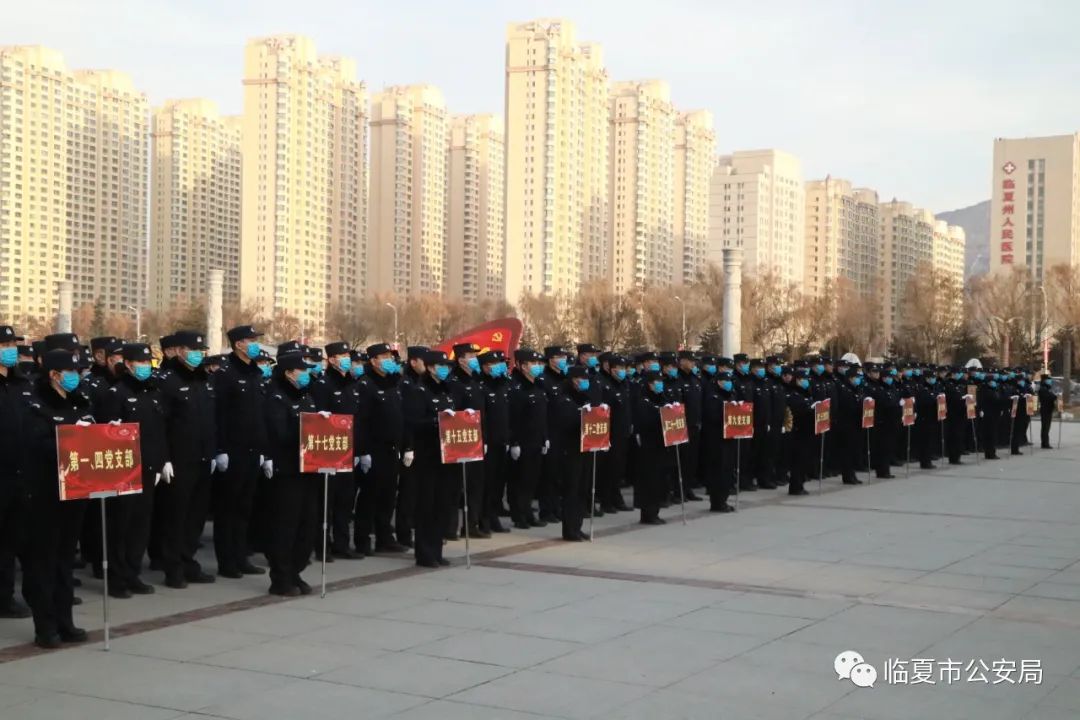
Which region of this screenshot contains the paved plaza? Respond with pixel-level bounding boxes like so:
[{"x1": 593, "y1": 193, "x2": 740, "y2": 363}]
[{"x1": 2, "y1": 424, "x2": 1080, "y2": 719}]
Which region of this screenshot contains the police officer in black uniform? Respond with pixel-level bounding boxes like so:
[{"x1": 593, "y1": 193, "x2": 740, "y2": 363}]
[
  {"x1": 508, "y1": 349, "x2": 548, "y2": 528},
  {"x1": 538, "y1": 346, "x2": 569, "y2": 523},
  {"x1": 633, "y1": 370, "x2": 671, "y2": 525},
  {"x1": 551, "y1": 366, "x2": 596, "y2": 541},
  {"x1": 1038, "y1": 374, "x2": 1058, "y2": 449},
  {"x1": 835, "y1": 364, "x2": 864, "y2": 484},
  {"x1": 395, "y1": 346, "x2": 427, "y2": 548},
  {"x1": 448, "y1": 343, "x2": 489, "y2": 539},
  {"x1": 312, "y1": 341, "x2": 360, "y2": 560},
  {"x1": 156, "y1": 331, "x2": 217, "y2": 588},
  {"x1": 748, "y1": 357, "x2": 778, "y2": 489},
  {"x1": 976, "y1": 370, "x2": 1001, "y2": 460},
  {"x1": 213, "y1": 326, "x2": 269, "y2": 579},
  {"x1": 597, "y1": 352, "x2": 632, "y2": 513},
  {"x1": 784, "y1": 364, "x2": 814, "y2": 495},
  {"x1": 0, "y1": 325, "x2": 32, "y2": 618},
  {"x1": 701, "y1": 368, "x2": 739, "y2": 512},
  {"x1": 478, "y1": 350, "x2": 511, "y2": 533}
]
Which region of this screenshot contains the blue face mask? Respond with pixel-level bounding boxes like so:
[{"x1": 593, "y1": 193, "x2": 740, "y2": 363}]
[
  {"x1": 646, "y1": 361, "x2": 660, "y2": 373},
  {"x1": 132, "y1": 364, "x2": 152, "y2": 382},
  {"x1": 492, "y1": 362, "x2": 508, "y2": 377},
  {"x1": 814, "y1": 364, "x2": 825, "y2": 376},
  {"x1": 852, "y1": 375, "x2": 863, "y2": 387},
  {"x1": 614, "y1": 369, "x2": 627, "y2": 381},
  {"x1": 244, "y1": 341, "x2": 261, "y2": 359},
  {"x1": 704, "y1": 364, "x2": 717, "y2": 376},
  {"x1": 953, "y1": 373, "x2": 964, "y2": 381},
  {"x1": 338, "y1": 357, "x2": 353, "y2": 372},
  {"x1": 883, "y1": 377, "x2": 894, "y2": 386},
  {"x1": 913, "y1": 369, "x2": 922, "y2": 377},
  {"x1": 555, "y1": 357, "x2": 568, "y2": 374},
  {"x1": 691, "y1": 366, "x2": 700, "y2": 376},
  {"x1": 927, "y1": 377, "x2": 937, "y2": 385},
  {"x1": 585, "y1": 356, "x2": 599, "y2": 368},
  {"x1": 1044, "y1": 379, "x2": 1052, "y2": 386},
  {"x1": 989, "y1": 380, "x2": 998, "y2": 388},
  {"x1": 466, "y1": 357, "x2": 481, "y2": 374},
  {"x1": 529, "y1": 364, "x2": 544, "y2": 378},
  {"x1": 379, "y1": 358, "x2": 399, "y2": 374},
  {"x1": 261, "y1": 364, "x2": 273, "y2": 379},
  {"x1": 295, "y1": 370, "x2": 311, "y2": 388},
  {"x1": 577, "y1": 379, "x2": 591, "y2": 393},
  {"x1": 890, "y1": 369, "x2": 898, "y2": 377},
  {"x1": 720, "y1": 380, "x2": 733, "y2": 392},
  {"x1": 628, "y1": 367, "x2": 637, "y2": 377},
  {"x1": 351, "y1": 363, "x2": 365, "y2": 378},
  {"x1": 769, "y1": 365, "x2": 781, "y2": 376},
  {"x1": 665, "y1": 367, "x2": 678, "y2": 379},
  {"x1": 753, "y1": 367, "x2": 766, "y2": 379},
  {"x1": 434, "y1": 365, "x2": 452, "y2": 381},
  {"x1": 737, "y1": 363, "x2": 749, "y2": 374},
  {"x1": 59, "y1": 370, "x2": 81, "y2": 392},
  {"x1": 0, "y1": 347, "x2": 17, "y2": 368},
  {"x1": 309, "y1": 362, "x2": 324, "y2": 375},
  {"x1": 902, "y1": 370, "x2": 913, "y2": 379},
  {"x1": 651, "y1": 381, "x2": 665, "y2": 394},
  {"x1": 797, "y1": 378, "x2": 810, "y2": 390},
  {"x1": 184, "y1": 350, "x2": 204, "y2": 368},
  {"x1": 974, "y1": 372, "x2": 985, "y2": 381}
]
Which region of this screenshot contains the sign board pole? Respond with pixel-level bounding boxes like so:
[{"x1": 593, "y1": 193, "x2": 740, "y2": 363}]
[
  {"x1": 972, "y1": 418, "x2": 980, "y2": 464},
  {"x1": 818, "y1": 434, "x2": 824, "y2": 494},
  {"x1": 674, "y1": 444, "x2": 687, "y2": 526},
  {"x1": 866, "y1": 428, "x2": 872, "y2": 485},
  {"x1": 318, "y1": 468, "x2": 336, "y2": 598},
  {"x1": 589, "y1": 452, "x2": 598, "y2": 541},
  {"x1": 940, "y1": 420, "x2": 945, "y2": 463},
  {"x1": 461, "y1": 464, "x2": 471, "y2": 569},
  {"x1": 906, "y1": 425, "x2": 911, "y2": 478},
  {"x1": 89, "y1": 490, "x2": 118, "y2": 650},
  {"x1": 734, "y1": 439, "x2": 741, "y2": 512},
  {"x1": 1058, "y1": 405, "x2": 1062, "y2": 449}
]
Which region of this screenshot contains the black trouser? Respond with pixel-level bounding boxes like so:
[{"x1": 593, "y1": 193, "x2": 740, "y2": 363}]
[
  {"x1": 107, "y1": 470, "x2": 155, "y2": 587},
  {"x1": 512, "y1": 448, "x2": 543, "y2": 524},
  {"x1": 357, "y1": 446, "x2": 399, "y2": 549},
  {"x1": 706, "y1": 438, "x2": 736, "y2": 507},
  {"x1": 560, "y1": 449, "x2": 586, "y2": 539},
  {"x1": 635, "y1": 445, "x2": 669, "y2": 521},
  {"x1": 981, "y1": 413, "x2": 998, "y2": 458},
  {"x1": 25, "y1": 496, "x2": 84, "y2": 638},
  {"x1": 413, "y1": 453, "x2": 449, "y2": 566},
  {"x1": 835, "y1": 427, "x2": 857, "y2": 481},
  {"x1": 483, "y1": 445, "x2": 508, "y2": 525},
  {"x1": 676, "y1": 426, "x2": 700, "y2": 495},
  {"x1": 450, "y1": 459, "x2": 484, "y2": 534},
  {"x1": 395, "y1": 461, "x2": 416, "y2": 546},
  {"x1": 214, "y1": 450, "x2": 260, "y2": 574},
  {"x1": 160, "y1": 461, "x2": 210, "y2": 579},
  {"x1": 0, "y1": 482, "x2": 25, "y2": 604},
  {"x1": 752, "y1": 431, "x2": 772, "y2": 487},
  {"x1": 80, "y1": 500, "x2": 102, "y2": 568},
  {"x1": 1041, "y1": 408, "x2": 1054, "y2": 447},
  {"x1": 915, "y1": 420, "x2": 935, "y2": 467},
  {"x1": 946, "y1": 417, "x2": 965, "y2": 463},
  {"x1": 1011, "y1": 414, "x2": 1029, "y2": 453},
  {"x1": 321, "y1": 471, "x2": 355, "y2": 554},
  {"x1": 738, "y1": 430, "x2": 756, "y2": 488},
  {"x1": 598, "y1": 436, "x2": 628, "y2": 507},
  {"x1": 538, "y1": 445, "x2": 561, "y2": 518},
  {"x1": 872, "y1": 422, "x2": 897, "y2": 477},
  {"x1": 787, "y1": 433, "x2": 809, "y2": 493},
  {"x1": 268, "y1": 472, "x2": 318, "y2": 589}
]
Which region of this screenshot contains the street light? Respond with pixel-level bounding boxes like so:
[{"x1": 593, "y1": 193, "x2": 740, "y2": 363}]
[
  {"x1": 673, "y1": 295, "x2": 686, "y2": 349},
  {"x1": 385, "y1": 303, "x2": 398, "y2": 345},
  {"x1": 989, "y1": 315, "x2": 1022, "y2": 366},
  {"x1": 126, "y1": 305, "x2": 141, "y2": 342},
  {"x1": 1033, "y1": 284, "x2": 1051, "y2": 373}
]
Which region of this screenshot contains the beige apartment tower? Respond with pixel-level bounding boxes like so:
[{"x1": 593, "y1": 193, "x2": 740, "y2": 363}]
[
  {"x1": 608, "y1": 80, "x2": 675, "y2": 294},
  {"x1": 504, "y1": 18, "x2": 609, "y2": 304},
  {"x1": 447, "y1": 114, "x2": 505, "y2": 302},
  {"x1": 804, "y1": 178, "x2": 880, "y2": 297},
  {"x1": 708, "y1": 149, "x2": 805, "y2": 287},
  {"x1": 0, "y1": 46, "x2": 148, "y2": 325},
  {"x1": 240, "y1": 36, "x2": 368, "y2": 334},
  {"x1": 674, "y1": 110, "x2": 715, "y2": 285},
  {"x1": 150, "y1": 99, "x2": 241, "y2": 313},
  {"x1": 368, "y1": 84, "x2": 449, "y2": 298},
  {"x1": 990, "y1": 134, "x2": 1080, "y2": 280}
]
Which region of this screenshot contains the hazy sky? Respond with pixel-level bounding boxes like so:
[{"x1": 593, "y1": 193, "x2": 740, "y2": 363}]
[{"x1": 3, "y1": 0, "x2": 1078, "y2": 211}]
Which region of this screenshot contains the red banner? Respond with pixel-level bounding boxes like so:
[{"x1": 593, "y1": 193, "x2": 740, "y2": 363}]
[
  {"x1": 861, "y1": 397, "x2": 876, "y2": 429},
  {"x1": 813, "y1": 399, "x2": 831, "y2": 435},
  {"x1": 967, "y1": 384, "x2": 978, "y2": 399},
  {"x1": 580, "y1": 405, "x2": 611, "y2": 452},
  {"x1": 1026, "y1": 394, "x2": 1038, "y2": 415},
  {"x1": 936, "y1": 394, "x2": 947, "y2": 421},
  {"x1": 56, "y1": 423, "x2": 142, "y2": 501},
  {"x1": 436, "y1": 318, "x2": 523, "y2": 363},
  {"x1": 965, "y1": 395, "x2": 977, "y2": 420},
  {"x1": 901, "y1": 397, "x2": 916, "y2": 427},
  {"x1": 1010, "y1": 396, "x2": 1018, "y2": 418},
  {"x1": 439, "y1": 409, "x2": 484, "y2": 464},
  {"x1": 299, "y1": 412, "x2": 354, "y2": 473},
  {"x1": 723, "y1": 401, "x2": 754, "y2": 440},
  {"x1": 660, "y1": 403, "x2": 689, "y2": 447}
]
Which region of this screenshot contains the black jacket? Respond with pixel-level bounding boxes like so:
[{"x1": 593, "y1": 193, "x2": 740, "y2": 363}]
[
  {"x1": 264, "y1": 375, "x2": 316, "y2": 476},
  {"x1": 598, "y1": 370, "x2": 632, "y2": 441},
  {"x1": 551, "y1": 380, "x2": 591, "y2": 452},
  {"x1": 0, "y1": 368, "x2": 33, "y2": 486},
  {"x1": 213, "y1": 351, "x2": 269, "y2": 455},
  {"x1": 100, "y1": 372, "x2": 171, "y2": 473},
  {"x1": 481, "y1": 371, "x2": 511, "y2": 446},
  {"x1": 356, "y1": 369, "x2": 410, "y2": 454},
  {"x1": 22, "y1": 379, "x2": 95, "y2": 501},
  {"x1": 404, "y1": 373, "x2": 456, "y2": 458},
  {"x1": 159, "y1": 362, "x2": 217, "y2": 465},
  {"x1": 508, "y1": 369, "x2": 548, "y2": 452}
]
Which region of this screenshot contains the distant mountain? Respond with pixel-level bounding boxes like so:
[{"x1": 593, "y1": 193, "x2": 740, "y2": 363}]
[{"x1": 938, "y1": 200, "x2": 990, "y2": 279}]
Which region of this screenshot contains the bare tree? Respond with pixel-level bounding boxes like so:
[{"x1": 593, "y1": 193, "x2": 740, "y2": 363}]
[
  {"x1": 326, "y1": 301, "x2": 373, "y2": 348},
  {"x1": 1047, "y1": 263, "x2": 1080, "y2": 403},
  {"x1": 894, "y1": 263, "x2": 964, "y2": 363},
  {"x1": 969, "y1": 265, "x2": 1048, "y2": 365},
  {"x1": 518, "y1": 292, "x2": 572, "y2": 348}
]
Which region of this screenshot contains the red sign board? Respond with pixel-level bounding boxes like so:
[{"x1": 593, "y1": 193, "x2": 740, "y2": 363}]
[
  {"x1": 861, "y1": 397, "x2": 876, "y2": 429},
  {"x1": 439, "y1": 409, "x2": 484, "y2": 464},
  {"x1": 1026, "y1": 394, "x2": 1038, "y2": 415},
  {"x1": 965, "y1": 395, "x2": 977, "y2": 420},
  {"x1": 723, "y1": 401, "x2": 754, "y2": 440},
  {"x1": 56, "y1": 423, "x2": 143, "y2": 501},
  {"x1": 299, "y1": 412, "x2": 355, "y2": 473},
  {"x1": 660, "y1": 403, "x2": 689, "y2": 447},
  {"x1": 580, "y1": 405, "x2": 611, "y2": 452},
  {"x1": 813, "y1": 399, "x2": 831, "y2": 435},
  {"x1": 1010, "y1": 396, "x2": 1018, "y2": 418},
  {"x1": 936, "y1": 394, "x2": 947, "y2": 421},
  {"x1": 901, "y1": 397, "x2": 916, "y2": 427}
]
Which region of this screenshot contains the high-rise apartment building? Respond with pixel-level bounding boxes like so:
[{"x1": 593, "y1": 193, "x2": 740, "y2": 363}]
[
  {"x1": 240, "y1": 36, "x2": 367, "y2": 333},
  {"x1": 708, "y1": 149, "x2": 805, "y2": 286},
  {"x1": 504, "y1": 18, "x2": 609, "y2": 303},
  {"x1": 607, "y1": 80, "x2": 675, "y2": 294},
  {"x1": 150, "y1": 99, "x2": 241, "y2": 313},
  {"x1": 674, "y1": 110, "x2": 715, "y2": 285},
  {"x1": 990, "y1": 134, "x2": 1080, "y2": 280},
  {"x1": 878, "y1": 201, "x2": 935, "y2": 341},
  {"x1": 368, "y1": 84, "x2": 448, "y2": 297},
  {"x1": 0, "y1": 47, "x2": 148, "y2": 325},
  {"x1": 804, "y1": 178, "x2": 880, "y2": 297},
  {"x1": 446, "y1": 114, "x2": 505, "y2": 302}
]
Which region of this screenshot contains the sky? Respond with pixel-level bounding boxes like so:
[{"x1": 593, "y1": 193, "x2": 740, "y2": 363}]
[{"x1": 3, "y1": 0, "x2": 1079, "y2": 212}]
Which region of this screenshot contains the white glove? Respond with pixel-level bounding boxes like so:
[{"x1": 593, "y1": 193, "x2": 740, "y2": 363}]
[
  {"x1": 108, "y1": 419, "x2": 121, "y2": 426},
  {"x1": 160, "y1": 462, "x2": 174, "y2": 484},
  {"x1": 210, "y1": 459, "x2": 217, "y2": 473},
  {"x1": 318, "y1": 410, "x2": 331, "y2": 418},
  {"x1": 600, "y1": 404, "x2": 609, "y2": 410},
  {"x1": 444, "y1": 409, "x2": 456, "y2": 416},
  {"x1": 215, "y1": 453, "x2": 229, "y2": 473},
  {"x1": 154, "y1": 473, "x2": 163, "y2": 486},
  {"x1": 359, "y1": 455, "x2": 372, "y2": 473},
  {"x1": 635, "y1": 434, "x2": 642, "y2": 446},
  {"x1": 402, "y1": 451, "x2": 414, "y2": 468},
  {"x1": 510, "y1": 446, "x2": 521, "y2": 461},
  {"x1": 353, "y1": 456, "x2": 360, "y2": 468},
  {"x1": 75, "y1": 420, "x2": 92, "y2": 427},
  {"x1": 583, "y1": 404, "x2": 592, "y2": 411},
  {"x1": 258, "y1": 454, "x2": 265, "y2": 465},
  {"x1": 262, "y1": 458, "x2": 274, "y2": 479},
  {"x1": 541, "y1": 440, "x2": 549, "y2": 455},
  {"x1": 484, "y1": 444, "x2": 488, "y2": 454}
]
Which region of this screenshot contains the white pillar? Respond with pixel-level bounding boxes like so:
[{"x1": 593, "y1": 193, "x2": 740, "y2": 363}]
[
  {"x1": 722, "y1": 248, "x2": 742, "y2": 357},
  {"x1": 57, "y1": 281, "x2": 73, "y2": 334},
  {"x1": 207, "y1": 269, "x2": 224, "y2": 353}
]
